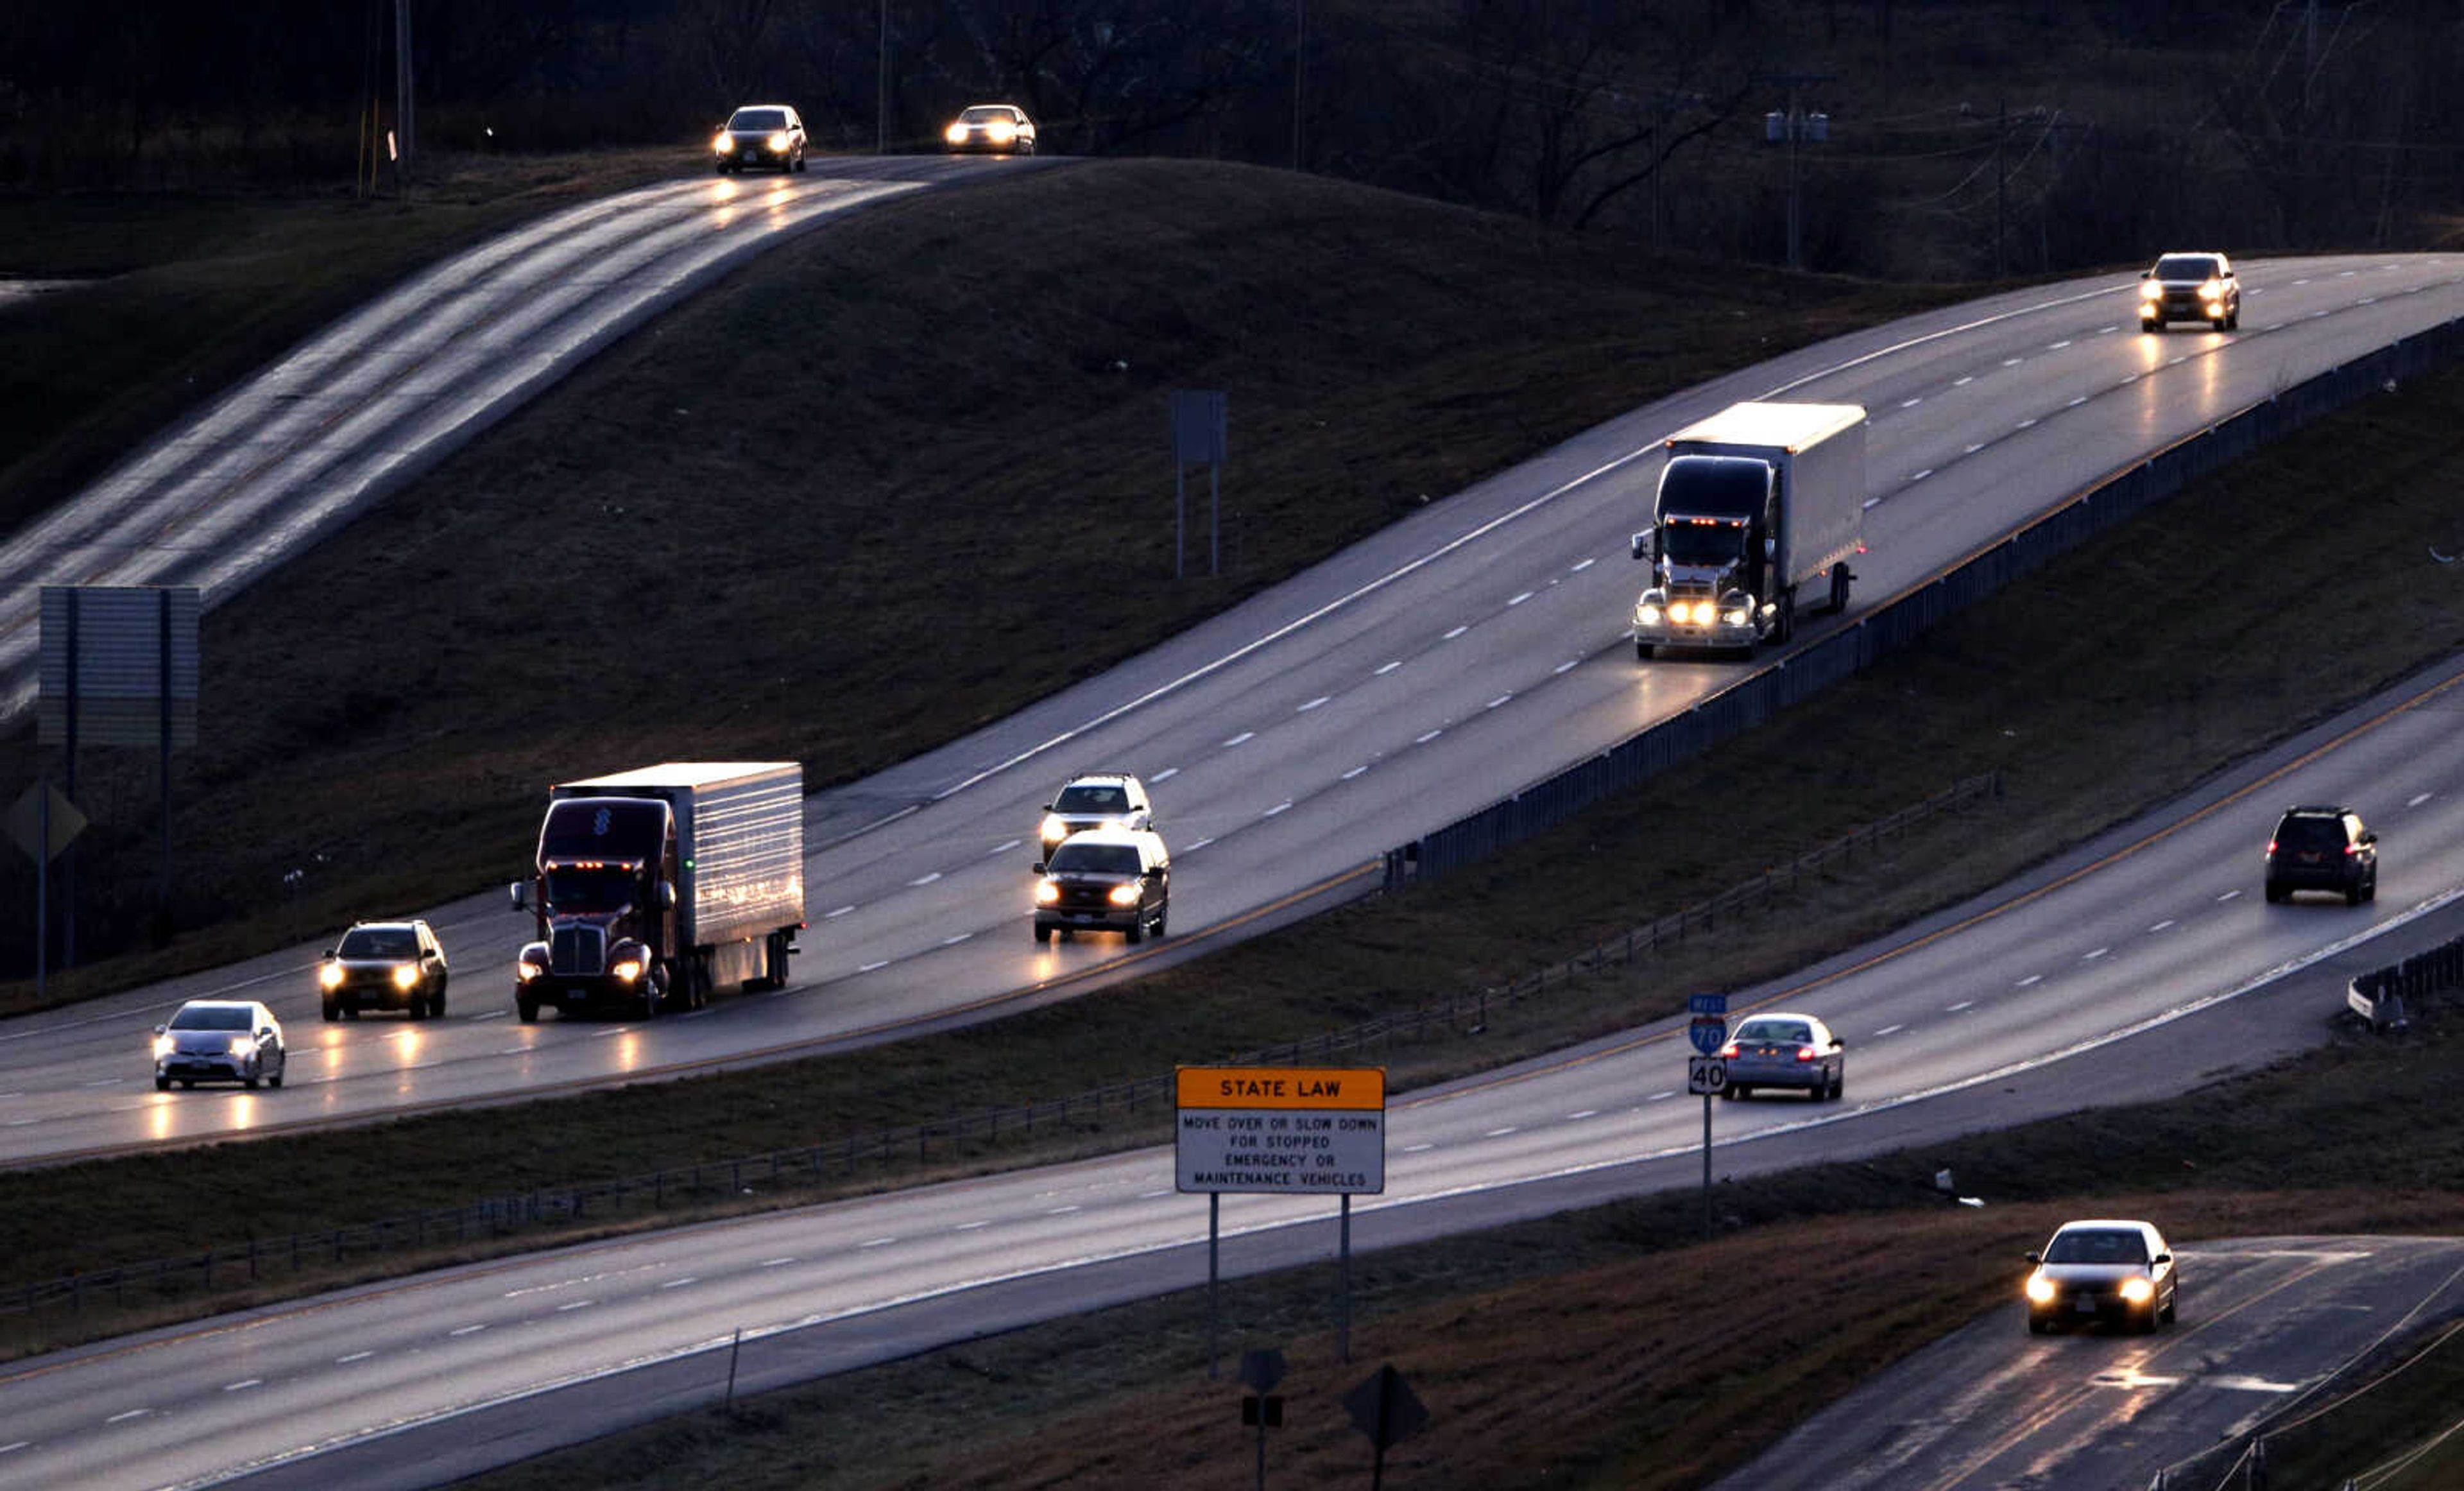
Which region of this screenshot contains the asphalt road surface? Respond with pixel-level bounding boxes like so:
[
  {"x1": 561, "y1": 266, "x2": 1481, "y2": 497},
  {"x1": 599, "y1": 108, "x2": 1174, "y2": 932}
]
[
  {"x1": 8, "y1": 643, "x2": 2464, "y2": 1488},
  {"x1": 3, "y1": 254, "x2": 2461, "y2": 1166}
]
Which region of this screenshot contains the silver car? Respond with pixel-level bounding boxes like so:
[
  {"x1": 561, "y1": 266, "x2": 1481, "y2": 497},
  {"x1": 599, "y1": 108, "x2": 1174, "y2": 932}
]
[
  {"x1": 1716, "y1": 1012, "x2": 1844, "y2": 1101},
  {"x1": 153, "y1": 999, "x2": 287, "y2": 1091},
  {"x1": 1038, "y1": 772, "x2": 1154, "y2": 861},
  {"x1": 2025, "y1": 1219, "x2": 2178, "y2": 1334}
]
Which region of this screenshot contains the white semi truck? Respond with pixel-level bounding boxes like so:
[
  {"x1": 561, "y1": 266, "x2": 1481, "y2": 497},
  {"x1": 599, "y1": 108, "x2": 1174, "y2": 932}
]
[
  {"x1": 1630, "y1": 401, "x2": 1867, "y2": 659},
  {"x1": 510, "y1": 762, "x2": 805, "y2": 1021}
]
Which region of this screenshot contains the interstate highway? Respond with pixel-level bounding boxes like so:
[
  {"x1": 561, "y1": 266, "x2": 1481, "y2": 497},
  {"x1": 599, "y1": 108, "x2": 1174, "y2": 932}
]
[
  {"x1": 1, "y1": 255, "x2": 2461, "y2": 1164},
  {"x1": 10, "y1": 649, "x2": 2464, "y2": 1488}
]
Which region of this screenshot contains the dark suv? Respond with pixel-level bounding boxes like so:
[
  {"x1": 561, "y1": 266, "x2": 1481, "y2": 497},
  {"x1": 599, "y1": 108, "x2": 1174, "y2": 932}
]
[
  {"x1": 320, "y1": 919, "x2": 452, "y2": 1019},
  {"x1": 2264, "y1": 806, "x2": 2376, "y2": 905}
]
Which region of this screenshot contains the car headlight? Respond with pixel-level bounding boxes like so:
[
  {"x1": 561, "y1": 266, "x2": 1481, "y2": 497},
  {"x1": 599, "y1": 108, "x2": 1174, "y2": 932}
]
[
  {"x1": 319, "y1": 962, "x2": 345, "y2": 990},
  {"x1": 153, "y1": 1035, "x2": 175, "y2": 1060},
  {"x1": 2140, "y1": 280, "x2": 2162, "y2": 300},
  {"x1": 1636, "y1": 604, "x2": 1662, "y2": 625},
  {"x1": 2025, "y1": 1274, "x2": 2055, "y2": 1304},
  {"x1": 392, "y1": 963, "x2": 420, "y2": 990},
  {"x1": 1041, "y1": 814, "x2": 1070, "y2": 844},
  {"x1": 767, "y1": 132, "x2": 789, "y2": 153},
  {"x1": 2120, "y1": 1276, "x2": 2155, "y2": 1305},
  {"x1": 988, "y1": 120, "x2": 1015, "y2": 142},
  {"x1": 1034, "y1": 880, "x2": 1062, "y2": 906},
  {"x1": 2199, "y1": 279, "x2": 2223, "y2": 299},
  {"x1": 228, "y1": 1036, "x2": 255, "y2": 1056},
  {"x1": 945, "y1": 123, "x2": 968, "y2": 144},
  {"x1": 611, "y1": 957, "x2": 643, "y2": 983},
  {"x1": 715, "y1": 134, "x2": 735, "y2": 153},
  {"x1": 1107, "y1": 883, "x2": 1143, "y2": 907}
]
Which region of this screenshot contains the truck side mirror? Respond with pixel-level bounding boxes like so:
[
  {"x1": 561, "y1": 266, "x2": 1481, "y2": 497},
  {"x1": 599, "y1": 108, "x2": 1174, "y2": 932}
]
[
  {"x1": 509, "y1": 882, "x2": 529, "y2": 911},
  {"x1": 1630, "y1": 528, "x2": 1652, "y2": 560}
]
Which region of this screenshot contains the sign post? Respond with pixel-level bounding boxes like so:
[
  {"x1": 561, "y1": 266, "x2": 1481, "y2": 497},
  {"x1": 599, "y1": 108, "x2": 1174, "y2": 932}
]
[
  {"x1": 1178, "y1": 1065, "x2": 1385, "y2": 1377},
  {"x1": 1687, "y1": 994, "x2": 1729, "y2": 1237}
]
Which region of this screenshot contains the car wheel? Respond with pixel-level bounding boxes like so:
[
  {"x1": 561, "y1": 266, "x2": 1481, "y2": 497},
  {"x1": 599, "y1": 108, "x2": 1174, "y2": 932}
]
[
  {"x1": 2028, "y1": 1314, "x2": 2048, "y2": 1335},
  {"x1": 270, "y1": 1067, "x2": 284, "y2": 1089},
  {"x1": 2264, "y1": 881, "x2": 2286, "y2": 904},
  {"x1": 2348, "y1": 881, "x2": 2366, "y2": 907},
  {"x1": 1830, "y1": 1071, "x2": 1845, "y2": 1101},
  {"x1": 434, "y1": 987, "x2": 448, "y2": 1017},
  {"x1": 1153, "y1": 907, "x2": 1167, "y2": 938},
  {"x1": 2162, "y1": 1293, "x2": 2177, "y2": 1324},
  {"x1": 1033, "y1": 923, "x2": 1052, "y2": 944},
  {"x1": 321, "y1": 997, "x2": 338, "y2": 1022},
  {"x1": 154, "y1": 1075, "x2": 169, "y2": 1091},
  {"x1": 411, "y1": 992, "x2": 429, "y2": 1021},
  {"x1": 1127, "y1": 913, "x2": 1144, "y2": 944},
  {"x1": 1636, "y1": 642, "x2": 1654, "y2": 660},
  {"x1": 2141, "y1": 318, "x2": 2159, "y2": 332},
  {"x1": 2228, "y1": 311, "x2": 2240, "y2": 331},
  {"x1": 2212, "y1": 315, "x2": 2228, "y2": 331}
]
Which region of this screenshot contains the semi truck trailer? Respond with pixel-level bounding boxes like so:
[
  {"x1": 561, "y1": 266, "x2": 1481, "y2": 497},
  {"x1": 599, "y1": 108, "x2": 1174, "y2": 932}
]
[
  {"x1": 509, "y1": 761, "x2": 805, "y2": 1021},
  {"x1": 1630, "y1": 401, "x2": 1867, "y2": 659}
]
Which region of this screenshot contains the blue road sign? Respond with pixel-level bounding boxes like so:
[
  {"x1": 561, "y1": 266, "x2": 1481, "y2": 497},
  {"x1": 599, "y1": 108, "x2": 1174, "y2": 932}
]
[
  {"x1": 1688, "y1": 1015, "x2": 1727, "y2": 1055},
  {"x1": 1688, "y1": 993, "x2": 1728, "y2": 1016}
]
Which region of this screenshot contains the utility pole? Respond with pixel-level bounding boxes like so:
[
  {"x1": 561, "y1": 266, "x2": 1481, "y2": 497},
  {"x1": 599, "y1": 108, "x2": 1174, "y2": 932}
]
[
  {"x1": 1761, "y1": 73, "x2": 1835, "y2": 271},
  {"x1": 1995, "y1": 98, "x2": 2006, "y2": 278},
  {"x1": 393, "y1": 0, "x2": 414, "y2": 182},
  {"x1": 877, "y1": 0, "x2": 889, "y2": 154}
]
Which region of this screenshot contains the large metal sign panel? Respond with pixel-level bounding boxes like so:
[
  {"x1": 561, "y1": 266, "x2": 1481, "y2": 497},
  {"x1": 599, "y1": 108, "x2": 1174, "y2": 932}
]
[
  {"x1": 1176, "y1": 1065, "x2": 1385, "y2": 1195},
  {"x1": 38, "y1": 586, "x2": 200, "y2": 748}
]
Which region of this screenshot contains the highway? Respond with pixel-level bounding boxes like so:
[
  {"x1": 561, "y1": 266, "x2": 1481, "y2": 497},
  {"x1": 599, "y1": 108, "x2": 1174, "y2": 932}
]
[
  {"x1": 7, "y1": 633, "x2": 2464, "y2": 1487},
  {"x1": 1, "y1": 253, "x2": 2460, "y2": 1165}
]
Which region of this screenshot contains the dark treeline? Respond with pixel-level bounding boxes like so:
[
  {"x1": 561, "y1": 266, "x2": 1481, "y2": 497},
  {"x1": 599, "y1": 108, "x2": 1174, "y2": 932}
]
[{"x1": 5, "y1": 1, "x2": 2464, "y2": 275}]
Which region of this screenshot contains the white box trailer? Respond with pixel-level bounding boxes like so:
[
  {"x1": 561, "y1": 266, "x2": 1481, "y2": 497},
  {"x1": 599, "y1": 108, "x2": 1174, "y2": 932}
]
[
  {"x1": 1630, "y1": 401, "x2": 1867, "y2": 658},
  {"x1": 513, "y1": 761, "x2": 805, "y2": 1019}
]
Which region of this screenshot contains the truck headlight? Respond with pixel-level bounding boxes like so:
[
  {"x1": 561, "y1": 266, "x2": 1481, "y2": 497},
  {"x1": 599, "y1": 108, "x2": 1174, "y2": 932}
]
[
  {"x1": 319, "y1": 962, "x2": 346, "y2": 990},
  {"x1": 1722, "y1": 605, "x2": 1752, "y2": 626},
  {"x1": 392, "y1": 963, "x2": 420, "y2": 990},
  {"x1": 1034, "y1": 880, "x2": 1061, "y2": 906},
  {"x1": 2025, "y1": 1274, "x2": 2055, "y2": 1304},
  {"x1": 1107, "y1": 883, "x2": 1143, "y2": 907},
  {"x1": 1636, "y1": 604, "x2": 1663, "y2": 625},
  {"x1": 516, "y1": 961, "x2": 545, "y2": 983},
  {"x1": 611, "y1": 957, "x2": 643, "y2": 983}
]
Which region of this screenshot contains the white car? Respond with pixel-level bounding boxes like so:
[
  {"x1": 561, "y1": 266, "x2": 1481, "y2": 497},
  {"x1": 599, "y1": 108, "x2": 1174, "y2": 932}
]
[
  {"x1": 944, "y1": 104, "x2": 1038, "y2": 156},
  {"x1": 1038, "y1": 772, "x2": 1154, "y2": 861},
  {"x1": 153, "y1": 999, "x2": 286, "y2": 1091},
  {"x1": 2025, "y1": 1218, "x2": 2178, "y2": 1334}
]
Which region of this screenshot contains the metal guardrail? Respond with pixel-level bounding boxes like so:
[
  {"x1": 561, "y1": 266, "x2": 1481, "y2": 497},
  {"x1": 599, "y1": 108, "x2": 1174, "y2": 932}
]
[
  {"x1": 2347, "y1": 933, "x2": 2464, "y2": 1033},
  {"x1": 1385, "y1": 315, "x2": 2464, "y2": 890},
  {"x1": 0, "y1": 775, "x2": 1999, "y2": 1326}
]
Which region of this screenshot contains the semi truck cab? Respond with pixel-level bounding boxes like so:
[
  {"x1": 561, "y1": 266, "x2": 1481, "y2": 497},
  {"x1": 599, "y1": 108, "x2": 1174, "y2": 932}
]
[{"x1": 511, "y1": 795, "x2": 679, "y2": 1021}]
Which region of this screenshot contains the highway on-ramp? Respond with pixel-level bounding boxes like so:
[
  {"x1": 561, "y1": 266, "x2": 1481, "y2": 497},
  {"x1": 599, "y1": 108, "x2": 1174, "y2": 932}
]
[
  {"x1": 9, "y1": 630, "x2": 2464, "y2": 1487},
  {"x1": 3, "y1": 254, "x2": 2461, "y2": 1166}
]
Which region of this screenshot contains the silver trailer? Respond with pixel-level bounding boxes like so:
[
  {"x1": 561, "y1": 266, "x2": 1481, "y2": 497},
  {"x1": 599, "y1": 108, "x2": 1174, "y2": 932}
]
[{"x1": 1630, "y1": 401, "x2": 1867, "y2": 658}]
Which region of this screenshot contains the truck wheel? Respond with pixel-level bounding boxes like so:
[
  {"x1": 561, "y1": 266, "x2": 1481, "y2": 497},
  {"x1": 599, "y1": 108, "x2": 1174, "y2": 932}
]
[{"x1": 517, "y1": 995, "x2": 538, "y2": 1023}]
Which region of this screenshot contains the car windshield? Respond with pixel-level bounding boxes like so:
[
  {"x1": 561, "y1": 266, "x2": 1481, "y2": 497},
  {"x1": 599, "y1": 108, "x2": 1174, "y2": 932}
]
[
  {"x1": 1050, "y1": 843, "x2": 1142, "y2": 876},
  {"x1": 729, "y1": 109, "x2": 788, "y2": 132},
  {"x1": 2046, "y1": 1228, "x2": 2147, "y2": 1264},
  {"x1": 1736, "y1": 1020, "x2": 1812, "y2": 1044},
  {"x1": 339, "y1": 928, "x2": 419, "y2": 958},
  {"x1": 2275, "y1": 818, "x2": 2347, "y2": 852},
  {"x1": 2154, "y1": 255, "x2": 2220, "y2": 280},
  {"x1": 170, "y1": 1005, "x2": 253, "y2": 1031},
  {"x1": 1661, "y1": 519, "x2": 1746, "y2": 566},
  {"x1": 959, "y1": 107, "x2": 1011, "y2": 123},
  {"x1": 545, "y1": 866, "x2": 635, "y2": 911},
  {"x1": 1054, "y1": 785, "x2": 1129, "y2": 814}
]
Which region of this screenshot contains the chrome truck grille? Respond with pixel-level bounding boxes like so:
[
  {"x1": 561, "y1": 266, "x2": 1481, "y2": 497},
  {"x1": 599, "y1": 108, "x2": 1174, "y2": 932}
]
[{"x1": 550, "y1": 926, "x2": 606, "y2": 976}]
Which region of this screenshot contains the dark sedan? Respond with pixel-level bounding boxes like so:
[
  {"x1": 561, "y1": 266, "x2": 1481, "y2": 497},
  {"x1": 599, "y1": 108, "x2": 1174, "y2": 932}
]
[{"x1": 714, "y1": 105, "x2": 807, "y2": 175}]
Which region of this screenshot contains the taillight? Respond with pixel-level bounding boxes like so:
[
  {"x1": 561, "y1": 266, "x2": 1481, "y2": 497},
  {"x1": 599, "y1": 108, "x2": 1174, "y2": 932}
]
[
  {"x1": 1796, "y1": 1046, "x2": 1819, "y2": 1063},
  {"x1": 2264, "y1": 840, "x2": 2278, "y2": 856},
  {"x1": 2344, "y1": 843, "x2": 2360, "y2": 856},
  {"x1": 1718, "y1": 1041, "x2": 1740, "y2": 1059}
]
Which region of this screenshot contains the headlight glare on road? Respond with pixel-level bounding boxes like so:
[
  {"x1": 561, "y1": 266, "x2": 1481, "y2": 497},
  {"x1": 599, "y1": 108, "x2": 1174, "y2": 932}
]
[
  {"x1": 2025, "y1": 1274, "x2": 2056, "y2": 1304},
  {"x1": 1034, "y1": 880, "x2": 1062, "y2": 906},
  {"x1": 2120, "y1": 1276, "x2": 2155, "y2": 1304},
  {"x1": 392, "y1": 963, "x2": 420, "y2": 990},
  {"x1": 320, "y1": 962, "x2": 345, "y2": 990},
  {"x1": 1107, "y1": 883, "x2": 1143, "y2": 907}
]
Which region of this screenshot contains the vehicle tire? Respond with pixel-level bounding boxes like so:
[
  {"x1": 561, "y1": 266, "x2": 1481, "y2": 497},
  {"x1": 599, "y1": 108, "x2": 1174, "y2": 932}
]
[
  {"x1": 517, "y1": 995, "x2": 538, "y2": 1023},
  {"x1": 321, "y1": 997, "x2": 338, "y2": 1023},
  {"x1": 2212, "y1": 315, "x2": 2228, "y2": 331},
  {"x1": 344, "y1": 999, "x2": 361, "y2": 1020},
  {"x1": 154, "y1": 1076, "x2": 169, "y2": 1091},
  {"x1": 1033, "y1": 923, "x2": 1052, "y2": 944},
  {"x1": 2348, "y1": 882, "x2": 2366, "y2": 907},
  {"x1": 1126, "y1": 913, "x2": 1144, "y2": 944},
  {"x1": 411, "y1": 992, "x2": 429, "y2": 1021},
  {"x1": 244, "y1": 1074, "x2": 260, "y2": 1090},
  {"x1": 1153, "y1": 906, "x2": 1168, "y2": 938},
  {"x1": 1828, "y1": 562, "x2": 1852, "y2": 614},
  {"x1": 1829, "y1": 1071, "x2": 1845, "y2": 1101},
  {"x1": 715, "y1": 161, "x2": 730, "y2": 176},
  {"x1": 2264, "y1": 881, "x2": 2286, "y2": 904},
  {"x1": 2028, "y1": 1315, "x2": 2048, "y2": 1335},
  {"x1": 1809, "y1": 1082, "x2": 1825, "y2": 1102},
  {"x1": 1774, "y1": 592, "x2": 1795, "y2": 644},
  {"x1": 2227, "y1": 311, "x2": 2240, "y2": 331},
  {"x1": 270, "y1": 1069, "x2": 284, "y2": 1089},
  {"x1": 2141, "y1": 318, "x2": 2159, "y2": 333},
  {"x1": 434, "y1": 986, "x2": 447, "y2": 1017},
  {"x1": 2162, "y1": 1293, "x2": 2177, "y2": 1324},
  {"x1": 1635, "y1": 641, "x2": 1654, "y2": 660}
]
